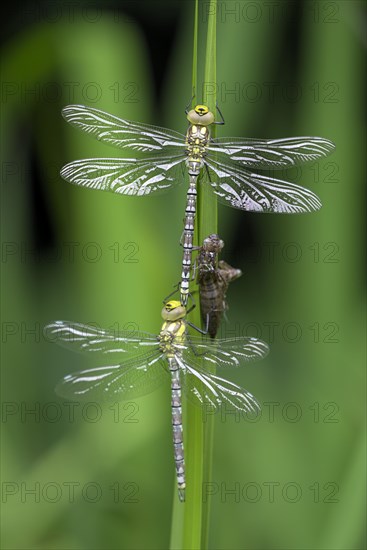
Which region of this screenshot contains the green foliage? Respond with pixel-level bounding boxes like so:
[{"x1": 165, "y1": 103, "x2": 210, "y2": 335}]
[{"x1": 1, "y1": 1, "x2": 365, "y2": 550}]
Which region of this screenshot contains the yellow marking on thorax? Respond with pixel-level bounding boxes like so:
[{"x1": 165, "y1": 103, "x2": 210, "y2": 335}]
[
  {"x1": 185, "y1": 122, "x2": 210, "y2": 164},
  {"x1": 159, "y1": 320, "x2": 186, "y2": 356},
  {"x1": 161, "y1": 320, "x2": 186, "y2": 337},
  {"x1": 175, "y1": 323, "x2": 186, "y2": 339}
]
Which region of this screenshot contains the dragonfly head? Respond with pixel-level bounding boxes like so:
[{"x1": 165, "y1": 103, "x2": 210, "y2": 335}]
[
  {"x1": 161, "y1": 300, "x2": 186, "y2": 321},
  {"x1": 187, "y1": 105, "x2": 214, "y2": 126},
  {"x1": 203, "y1": 234, "x2": 224, "y2": 252}
]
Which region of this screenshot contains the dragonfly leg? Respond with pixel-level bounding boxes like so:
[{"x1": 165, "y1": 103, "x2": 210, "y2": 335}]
[
  {"x1": 213, "y1": 102, "x2": 225, "y2": 125},
  {"x1": 163, "y1": 284, "x2": 180, "y2": 303},
  {"x1": 185, "y1": 329, "x2": 221, "y2": 360},
  {"x1": 191, "y1": 257, "x2": 198, "y2": 281},
  {"x1": 187, "y1": 320, "x2": 208, "y2": 336},
  {"x1": 184, "y1": 92, "x2": 196, "y2": 115},
  {"x1": 185, "y1": 291, "x2": 198, "y2": 314},
  {"x1": 163, "y1": 288, "x2": 197, "y2": 311}
]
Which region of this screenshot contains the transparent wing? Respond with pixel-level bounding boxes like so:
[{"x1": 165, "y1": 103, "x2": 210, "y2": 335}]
[
  {"x1": 177, "y1": 357, "x2": 260, "y2": 413},
  {"x1": 60, "y1": 156, "x2": 185, "y2": 196},
  {"x1": 45, "y1": 321, "x2": 160, "y2": 361},
  {"x1": 181, "y1": 335, "x2": 269, "y2": 368},
  {"x1": 205, "y1": 157, "x2": 322, "y2": 213},
  {"x1": 208, "y1": 136, "x2": 335, "y2": 169},
  {"x1": 55, "y1": 353, "x2": 168, "y2": 402},
  {"x1": 62, "y1": 105, "x2": 187, "y2": 153}
]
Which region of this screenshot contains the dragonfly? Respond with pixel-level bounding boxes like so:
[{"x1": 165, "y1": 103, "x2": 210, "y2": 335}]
[
  {"x1": 60, "y1": 103, "x2": 335, "y2": 305},
  {"x1": 195, "y1": 234, "x2": 242, "y2": 339},
  {"x1": 45, "y1": 300, "x2": 269, "y2": 502}
]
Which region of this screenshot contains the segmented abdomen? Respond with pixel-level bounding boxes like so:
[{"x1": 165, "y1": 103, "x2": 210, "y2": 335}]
[
  {"x1": 199, "y1": 272, "x2": 227, "y2": 339},
  {"x1": 168, "y1": 357, "x2": 185, "y2": 502}
]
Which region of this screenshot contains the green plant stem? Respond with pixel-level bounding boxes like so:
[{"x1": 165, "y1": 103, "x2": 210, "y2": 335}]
[
  {"x1": 192, "y1": 0, "x2": 198, "y2": 99},
  {"x1": 170, "y1": 2, "x2": 217, "y2": 548},
  {"x1": 199, "y1": 4, "x2": 217, "y2": 548}
]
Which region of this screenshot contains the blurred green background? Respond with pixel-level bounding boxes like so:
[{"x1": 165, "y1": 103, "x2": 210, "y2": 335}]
[{"x1": 1, "y1": 1, "x2": 365, "y2": 549}]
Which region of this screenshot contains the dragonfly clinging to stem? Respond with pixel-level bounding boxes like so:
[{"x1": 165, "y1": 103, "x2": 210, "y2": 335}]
[
  {"x1": 45, "y1": 300, "x2": 269, "y2": 502},
  {"x1": 195, "y1": 234, "x2": 242, "y2": 339},
  {"x1": 60, "y1": 103, "x2": 335, "y2": 305}
]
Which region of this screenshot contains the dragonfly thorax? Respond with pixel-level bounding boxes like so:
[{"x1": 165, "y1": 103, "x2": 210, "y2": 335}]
[
  {"x1": 159, "y1": 319, "x2": 186, "y2": 356},
  {"x1": 159, "y1": 302, "x2": 187, "y2": 355},
  {"x1": 185, "y1": 123, "x2": 210, "y2": 175}
]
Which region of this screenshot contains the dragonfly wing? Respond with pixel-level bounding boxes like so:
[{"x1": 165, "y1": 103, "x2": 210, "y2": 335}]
[
  {"x1": 181, "y1": 335, "x2": 269, "y2": 368},
  {"x1": 60, "y1": 156, "x2": 185, "y2": 196},
  {"x1": 205, "y1": 158, "x2": 322, "y2": 213},
  {"x1": 208, "y1": 136, "x2": 335, "y2": 169},
  {"x1": 62, "y1": 105, "x2": 187, "y2": 153},
  {"x1": 178, "y1": 357, "x2": 260, "y2": 413},
  {"x1": 45, "y1": 321, "x2": 160, "y2": 361},
  {"x1": 55, "y1": 353, "x2": 168, "y2": 402}
]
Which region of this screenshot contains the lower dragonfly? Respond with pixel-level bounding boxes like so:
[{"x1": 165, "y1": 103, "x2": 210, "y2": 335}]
[
  {"x1": 195, "y1": 234, "x2": 242, "y2": 338},
  {"x1": 45, "y1": 300, "x2": 269, "y2": 502},
  {"x1": 60, "y1": 103, "x2": 335, "y2": 305}
]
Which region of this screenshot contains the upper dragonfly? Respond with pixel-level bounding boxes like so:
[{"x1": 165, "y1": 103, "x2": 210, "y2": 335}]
[
  {"x1": 60, "y1": 104, "x2": 335, "y2": 304},
  {"x1": 60, "y1": 103, "x2": 335, "y2": 213}
]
